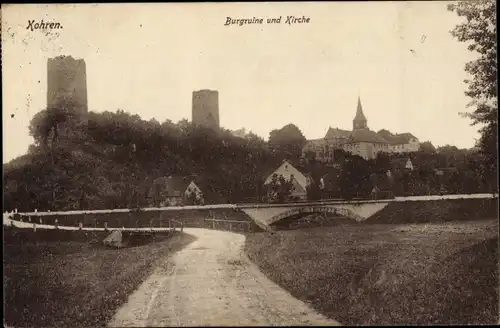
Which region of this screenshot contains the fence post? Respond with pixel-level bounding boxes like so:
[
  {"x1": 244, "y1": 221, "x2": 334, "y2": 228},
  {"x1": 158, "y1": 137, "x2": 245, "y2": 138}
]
[
  {"x1": 28, "y1": 216, "x2": 31, "y2": 222},
  {"x1": 229, "y1": 223, "x2": 232, "y2": 231},
  {"x1": 104, "y1": 222, "x2": 108, "y2": 231},
  {"x1": 39, "y1": 217, "x2": 43, "y2": 224},
  {"x1": 79, "y1": 222, "x2": 83, "y2": 230},
  {"x1": 212, "y1": 220, "x2": 215, "y2": 230},
  {"x1": 55, "y1": 219, "x2": 59, "y2": 229},
  {"x1": 33, "y1": 223, "x2": 36, "y2": 232}
]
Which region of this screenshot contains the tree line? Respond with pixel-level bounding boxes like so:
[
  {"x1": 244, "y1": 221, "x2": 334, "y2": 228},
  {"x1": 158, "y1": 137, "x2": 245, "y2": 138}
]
[{"x1": 4, "y1": 0, "x2": 497, "y2": 210}]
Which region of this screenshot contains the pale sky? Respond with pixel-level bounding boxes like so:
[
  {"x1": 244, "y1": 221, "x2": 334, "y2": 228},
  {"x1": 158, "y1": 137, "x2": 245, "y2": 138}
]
[{"x1": 2, "y1": 2, "x2": 481, "y2": 163}]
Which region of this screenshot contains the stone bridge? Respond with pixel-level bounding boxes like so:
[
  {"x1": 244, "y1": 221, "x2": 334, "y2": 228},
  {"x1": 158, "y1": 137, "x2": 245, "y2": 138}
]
[
  {"x1": 239, "y1": 201, "x2": 390, "y2": 231},
  {"x1": 4, "y1": 194, "x2": 498, "y2": 232}
]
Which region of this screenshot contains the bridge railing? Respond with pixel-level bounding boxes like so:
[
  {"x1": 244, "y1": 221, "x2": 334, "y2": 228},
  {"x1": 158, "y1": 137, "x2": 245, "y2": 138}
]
[
  {"x1": 5, "y1": 193, "x2": 498, "y2": 218},
  {"x1": 4, "y1": 193, "x2": 497, "y2": 229}
]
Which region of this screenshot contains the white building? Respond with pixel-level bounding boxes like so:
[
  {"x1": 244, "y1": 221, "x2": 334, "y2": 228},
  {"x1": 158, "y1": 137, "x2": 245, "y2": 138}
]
[
  {"x1": 302, "y1": 97, "x2": 420, "y2": 161},
  {"x1": 264, "y1": 160, "x2": 311, "y2": 200}
]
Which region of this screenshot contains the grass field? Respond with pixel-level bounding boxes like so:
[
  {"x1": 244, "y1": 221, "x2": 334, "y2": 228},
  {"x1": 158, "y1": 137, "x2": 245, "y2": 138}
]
[
  {"x1": 4, "y1": 227, "x2": 196, "y2": 328},
  {"x1": 366, "y1": 198, "x2": 498, "y2": 224},
  {"x1": 245, "y1": 219, "x2": 498, "y2": 325}
]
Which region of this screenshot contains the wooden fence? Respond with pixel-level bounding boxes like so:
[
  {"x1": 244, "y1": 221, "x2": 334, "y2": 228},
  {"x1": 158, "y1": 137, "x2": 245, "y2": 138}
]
[{"x1": 204, "y1": 218, "x2": 252, "y2": 232}]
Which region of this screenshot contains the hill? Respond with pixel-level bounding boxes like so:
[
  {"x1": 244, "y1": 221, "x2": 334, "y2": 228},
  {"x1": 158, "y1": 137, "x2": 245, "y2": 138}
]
[{"x1": 3, "y1": 109, "x2": 284, "y2": 211}]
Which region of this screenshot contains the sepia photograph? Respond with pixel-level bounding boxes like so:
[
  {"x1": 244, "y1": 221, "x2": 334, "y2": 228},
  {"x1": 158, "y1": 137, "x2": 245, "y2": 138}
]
[{"x1": 2, "y1": 1, "x2": 499, "y2": 327}]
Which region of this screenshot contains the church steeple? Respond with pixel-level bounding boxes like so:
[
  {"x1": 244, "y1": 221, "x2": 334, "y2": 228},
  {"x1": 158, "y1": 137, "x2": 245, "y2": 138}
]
[{"x1": 353, "y1": 96, "x2": 368, "y2": 130}]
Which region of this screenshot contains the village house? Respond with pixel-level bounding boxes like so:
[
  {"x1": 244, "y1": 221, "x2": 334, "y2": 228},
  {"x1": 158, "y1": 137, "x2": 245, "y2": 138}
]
[
  {"x1": 390, "y1": 157, "x2": 415, "y2": 172},
  {"x1": 377, "y1": 130, "x2": 420, "y2": 153},
  {"x1": 264, "y1": 160, "x2": 311, "y2": 201},
  {"x1": 152, "y1": 176, "x2": 204, "y2": 206}
]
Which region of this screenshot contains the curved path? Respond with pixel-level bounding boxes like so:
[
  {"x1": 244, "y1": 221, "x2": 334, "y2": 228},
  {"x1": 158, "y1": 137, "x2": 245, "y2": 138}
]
[{"x1": 108, "y1": 228, "x2": 340, "y2": 327}]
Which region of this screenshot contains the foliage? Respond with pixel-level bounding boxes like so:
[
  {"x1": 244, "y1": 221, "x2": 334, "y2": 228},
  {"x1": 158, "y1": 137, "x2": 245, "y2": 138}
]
[
  {"x1": 306, "y1": 181, "x2": 322, "y2": 201},
  {"x1": 448, "y1": 0, "x2": 498, "y2": 183},
  {"x1": 5, "y1": 107, "x2": 284, "y2": 211},
  {"x1": 186, "y1": 190, "x2": 203, "y2": 206},
  {"x1": 266, "y1": 173, "x2": 295, "y2": 203},
  {"x1": 419, "y1": 141, "x2": 437, "y2": 153},
  {"x1": 268, "y1": 123, "x2": 307, "y2": 160},
  {"x1": 339, "y1": 155, "x2": 372, "y2": 199},
  {"x1": 5, "y1": 94, "x2": 498, "y2": 211}
]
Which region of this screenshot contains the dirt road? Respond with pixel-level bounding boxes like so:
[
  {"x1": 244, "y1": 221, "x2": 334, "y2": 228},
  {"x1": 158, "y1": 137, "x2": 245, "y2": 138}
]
[{"x1": 108, "y1": 228, "x2": 340, "y2": 327}]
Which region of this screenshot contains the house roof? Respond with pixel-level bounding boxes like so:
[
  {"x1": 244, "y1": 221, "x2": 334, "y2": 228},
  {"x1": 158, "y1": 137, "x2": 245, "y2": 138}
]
[
  {"x1": 153, "y1": 176, "x2": 190, "y2": 196},
  {"x1": 290, "y1": 176, "x2": 307, "y2": 194},
  {"x1": 303, "y1": 138, "x2": 328, "y2": 149},
  {"x1": 377, "y1": 129, "x2": 417, "y2": 145},
  {"x1": 325, "y1": 127, "x2": 351, "y2": 139},
  {"x1": 264, "y1": 160, "x2": 308, "y2": 189},
  {"x1": 153, "y1": 175, "x2": 204, "y2": 197},
  {"x1": 346, "y1": 129, "x2": 389, "y2": 144}
]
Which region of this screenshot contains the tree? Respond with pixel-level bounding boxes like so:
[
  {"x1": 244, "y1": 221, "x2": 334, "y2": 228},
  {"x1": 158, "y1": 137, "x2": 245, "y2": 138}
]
[
  {"x1": 266, "y1": 173, "x2": 295, "y2": 203},
  {"x1": 268, "y1": 123, "x2": 307, "y2": 160},
  {"x1": 419, "y1": 141, "x2": 437, "y2": 153},
  {"x1": 448, "y1": 0, "x2": 498, "y2": 187},
  {"x1": 186, "y1": 190, "x2": 199, "y2": 205},
  {"x1": 339, "y1": 155, "x2": 371, "y2": 199},
  {"x1": 306, "y1": 182, "x2": 321, "y2": 201}
]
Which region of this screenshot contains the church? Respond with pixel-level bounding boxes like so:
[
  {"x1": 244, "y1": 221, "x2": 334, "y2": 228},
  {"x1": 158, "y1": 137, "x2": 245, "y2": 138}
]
[{"x1": 302, "y1": 97, "x2": 420, "y2": 161}]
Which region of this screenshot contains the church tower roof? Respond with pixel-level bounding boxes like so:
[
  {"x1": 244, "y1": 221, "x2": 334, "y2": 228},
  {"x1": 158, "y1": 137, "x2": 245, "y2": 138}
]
[{"x1": 353, "y1": 96, "x2": 368, "y2": 130}]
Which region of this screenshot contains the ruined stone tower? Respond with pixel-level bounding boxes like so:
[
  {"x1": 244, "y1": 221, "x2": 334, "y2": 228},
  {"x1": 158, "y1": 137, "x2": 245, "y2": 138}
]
[
  {"x1": 46, "y1": 56, "x2": 88, "y2": 145},
  {"x1": 47, "y1": 56, "x2": 88, "y2": 113},
  {"x1": 192, "y1": 89, "x2": 220, "y2": 130}
]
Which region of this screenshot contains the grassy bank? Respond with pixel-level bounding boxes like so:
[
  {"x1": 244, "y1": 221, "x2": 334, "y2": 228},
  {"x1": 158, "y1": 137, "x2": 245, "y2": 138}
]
[
  {"x1": 245, "y1": 219, "x2": 498, "y2": 325},
  {"x1": 365, "y1": 198, "x2": 498, "y2": 224},
  {"x1": 4, "y1": 227, "x2": 196, "y2": 328}
]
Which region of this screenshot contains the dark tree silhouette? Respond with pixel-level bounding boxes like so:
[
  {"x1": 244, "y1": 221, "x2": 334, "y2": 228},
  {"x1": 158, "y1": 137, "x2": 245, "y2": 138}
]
[{"x1": 448, "y1": 0, "x2": 498, "y2": 191}]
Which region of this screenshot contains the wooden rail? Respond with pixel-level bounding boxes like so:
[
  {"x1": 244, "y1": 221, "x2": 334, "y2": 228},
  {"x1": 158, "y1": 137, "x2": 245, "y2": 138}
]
[
  {"x1": 169, "y1": 219, "x2": 184, "y2": 232},
  {"x1": 204, "y1": 218, "x2": 251, "y2": 232}
]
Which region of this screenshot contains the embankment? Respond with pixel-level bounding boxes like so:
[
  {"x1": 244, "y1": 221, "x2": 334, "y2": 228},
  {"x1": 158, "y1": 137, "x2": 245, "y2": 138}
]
[
  {"x1": 364, "y1": 198, "x2": 498, "y2": 224},
  {"x1": 4, "y1": 226, "x2": 196, "y2": 328},
  {"x1": 11, "y1": 208, "x2": 261, "y2": 232}
]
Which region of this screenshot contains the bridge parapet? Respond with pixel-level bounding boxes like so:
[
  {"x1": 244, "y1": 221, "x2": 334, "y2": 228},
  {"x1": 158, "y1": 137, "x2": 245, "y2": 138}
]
[{"x1": 241, "y1": 202, "x2": 390, "y2": 230}]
